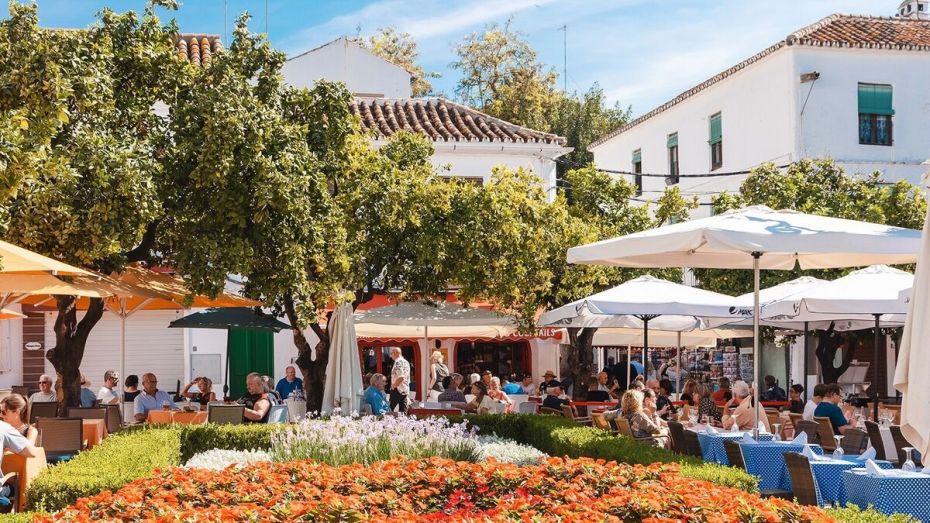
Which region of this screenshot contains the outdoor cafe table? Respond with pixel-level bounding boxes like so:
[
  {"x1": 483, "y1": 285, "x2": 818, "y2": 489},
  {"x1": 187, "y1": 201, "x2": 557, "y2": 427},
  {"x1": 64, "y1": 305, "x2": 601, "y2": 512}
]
[
  {"x1": 842, "y1": 469, "x2": 930, "y2": 521},
  {"x1": 146, "y1": 410, "x2": 209, "y2": 425},
  {"x1": 802, "y1": 456, "x2": 894, "y2": 505},
  {"x1": 2, "y1": 447, "x2": 46, "y2": 510},
  {"x1": 694, "y1": 429, "x2": 773, "y2": 465},
  {"x1": 82, "y1": 419, "x2": 107, "y2": 449},
  {"x1": 739, "y1": 441, "x2": 823, "y2": 491}
]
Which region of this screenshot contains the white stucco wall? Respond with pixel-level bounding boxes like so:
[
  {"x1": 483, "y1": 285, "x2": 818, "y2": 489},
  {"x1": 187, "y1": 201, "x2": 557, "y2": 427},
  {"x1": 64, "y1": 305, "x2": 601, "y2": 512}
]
[
  {"x1": 0, "y1": 305, "x2": 23, "y2": 388},
  {"x1": 282, "y1": 38, "x2": 412, "y2": 99},
  {"x1": 793, "y1": 46, "x2": 930, "y2": 185}
]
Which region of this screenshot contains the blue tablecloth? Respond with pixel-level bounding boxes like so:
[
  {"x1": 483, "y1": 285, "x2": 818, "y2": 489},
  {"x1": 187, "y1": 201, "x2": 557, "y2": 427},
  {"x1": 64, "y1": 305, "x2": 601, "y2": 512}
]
[
  {"x1": 740, "y1": 442, "x2": 822, "y2": 491},
  {"x1": 842, "y1": 469, "x2": 930, "y2": 521},
  {"x1": 696, "y1": 431, "x2": 773, "y2": 465},
  {"x1": 805, "y1": 458, "x2": 894, "y2": 505}
]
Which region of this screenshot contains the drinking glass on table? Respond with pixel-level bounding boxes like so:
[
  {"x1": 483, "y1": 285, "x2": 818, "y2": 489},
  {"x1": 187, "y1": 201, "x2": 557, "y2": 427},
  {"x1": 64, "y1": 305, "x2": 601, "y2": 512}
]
[
  {"x1": 902, "y1": 447, "x2": 917, "y2": 472},
  {"x1": 772, "y1": 423, "x2": 782, "y2": 442},
  {"x1": 833, "y1": 435, "x2": 844, "y2": 458},
  {"x1": 688, "y1": 413, "x2": 698, "y2": 426},
  {"x1": 161, "y1": 400, "x2": 171, "y2": 411}
]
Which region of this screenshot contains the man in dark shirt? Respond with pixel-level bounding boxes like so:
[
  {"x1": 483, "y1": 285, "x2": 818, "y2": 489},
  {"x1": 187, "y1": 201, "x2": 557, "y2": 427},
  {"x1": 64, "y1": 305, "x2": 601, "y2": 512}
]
[
  {"x1": 586, "y1": 381, "x2": 610, "y2": 402},
  {"x1": 762, "y1": 375, "x2": 787, "y2": 402},
  {"x1": 542, "y1": 384, "x2": 575, "y2": 415},
  {"x1": 788, "y1": 384, "x2": 805, "y2": 414},
  {"x1": 813, "y1": 383, "x2": 850, "y2": 435},
  {"x1": 537, "y1": 371, "x2": 560, "y2": 396}
]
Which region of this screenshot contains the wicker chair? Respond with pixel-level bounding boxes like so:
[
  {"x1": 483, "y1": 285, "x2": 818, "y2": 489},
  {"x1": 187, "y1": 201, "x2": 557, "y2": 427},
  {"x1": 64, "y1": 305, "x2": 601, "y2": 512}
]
[
  {"x1": 723, "y1": 440, "x2": 792, "y2": 499},
  {"x1": 784, "y1": 452, "x2": 821, "y2": 506},
  {"x1": 561, "y1": 405, "x2": 592, "y2": 425},
  {"x1": 889, "y1": 425, "x2": 923, "y2": 468},
  {"x1": 207, "y1": 405, "x2": 245, "y2": 425},
  {"x1": 591, "y1": 413, "x2": 617, "y2": 433},
  {"x1": 666, "y1": 421, "x2": 686, "y2": 454},
  {"x1": 35, "y1": 417, "x2": 84, "y2": 464},
  {"x1": 863, "y1": 421, "x2": 888, "y2": 461},
  {"x1": 67, "y1": 407, "x2": 106, "y2": 420},
  {"x1": 614, "y1": 418, "x2": 659, "y2": 445},
  {"x1": 794, "y1": 420, "x2": 821, "y2": 445},
  {"x1": 788, "y1": 412, "x2": 804, "y2": 432},
  {"x1": 840, "y1": 428, "x2": 868, "y2": 455},
  {"x1": 813, "y1": 417, "x2": 837, "y2": 451},
  {"x1": 27, "y1": 402, "x2": 58, "y2": 424},
  {"x1": 538, "y1": 407, "x2": 562, "y2": 416},
  {"x1": 681, "y1": 429, "x2": 704, "y2": 458}
]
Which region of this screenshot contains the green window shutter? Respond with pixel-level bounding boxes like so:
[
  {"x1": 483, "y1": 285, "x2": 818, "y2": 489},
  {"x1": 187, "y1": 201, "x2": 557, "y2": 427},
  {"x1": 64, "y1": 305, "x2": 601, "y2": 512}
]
[
  {"x1": 632, "y1": 149, "x2": 641, "y2": 164},
  {"x1": 667, "y1": 133, "x2": 678, "y2": 148},
  {"x1": 858, "y1": 84, "x2": 894, "y2": 116},
  {"x1": 708, "y1": 114, "x2": 722, "y2": 144}
]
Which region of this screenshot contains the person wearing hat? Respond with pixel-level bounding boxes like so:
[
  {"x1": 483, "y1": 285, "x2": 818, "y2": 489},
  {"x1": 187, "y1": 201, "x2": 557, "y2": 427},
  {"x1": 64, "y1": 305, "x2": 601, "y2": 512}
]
[
  {"x1": 79, "y1": 375, "x2": 97, "y2": 407},
  {"x1": 537, "y1": 371, "x2": 559, "y2": 396}
]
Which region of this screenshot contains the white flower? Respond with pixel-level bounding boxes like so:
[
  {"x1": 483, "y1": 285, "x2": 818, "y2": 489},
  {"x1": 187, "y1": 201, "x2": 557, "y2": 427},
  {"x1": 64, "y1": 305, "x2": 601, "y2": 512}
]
[
  {"x1": 184, "y1": 449, "x2": 272, "y2": 470},
  {"x1": 476, "y1": 435, "x2": 547, "y2": 466}
]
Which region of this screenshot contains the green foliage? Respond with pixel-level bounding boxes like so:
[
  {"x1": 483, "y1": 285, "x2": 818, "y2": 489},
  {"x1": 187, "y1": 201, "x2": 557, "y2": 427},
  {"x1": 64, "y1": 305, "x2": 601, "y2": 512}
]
[
  {"x1": 696, "y1": 159, "x2": 927, "y2": 297},
  {"x1": 826, "y1": 505, "x2": 916, "y2": 522},
  {"x1": 26, "y1": 427, "x2": 182, "y2": 512},
  {"x1": 549, "y1": 83, "x2": 631, "y2": 169},
  {"x1": 459, "y1": 414, "x2": 758, "y2": 492},
  {"x1": 362, "y1": 27, "x2": 439, "y2": 97},
  {"x1": 0, "y1": 512, "x2": 46, "y2": 523},
  {"x1": 177, "y1": 424, "x2": 275, "y2": 462}
]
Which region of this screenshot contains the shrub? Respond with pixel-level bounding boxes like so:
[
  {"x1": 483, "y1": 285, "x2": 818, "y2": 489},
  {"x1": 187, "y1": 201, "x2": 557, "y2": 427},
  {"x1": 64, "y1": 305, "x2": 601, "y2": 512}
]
[
  {"x1": 460, "y1": 414, "x2": 758, "y2": 492},
  {"x1": 177, "y1": 424, "x2": 275, "y2": 462},
  {"x1": 25, "y1": 427, "x2": 181, "y2": 512},
  {"x1": 827, "y1": 505, "x2": 917, "y2": 523},
  {"x1": 40, "y1": 457, "x2": 831, "y2": 522}
]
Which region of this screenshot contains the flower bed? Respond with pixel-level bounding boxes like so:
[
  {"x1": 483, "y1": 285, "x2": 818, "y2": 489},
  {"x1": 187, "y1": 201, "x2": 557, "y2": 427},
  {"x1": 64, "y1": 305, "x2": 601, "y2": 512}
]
[
  {"x1": 39, "y1": 457, "x2": 832, "y2": 522},
  {"x1": 183, "y1": 449, "x2": 272, "y2": 470}
]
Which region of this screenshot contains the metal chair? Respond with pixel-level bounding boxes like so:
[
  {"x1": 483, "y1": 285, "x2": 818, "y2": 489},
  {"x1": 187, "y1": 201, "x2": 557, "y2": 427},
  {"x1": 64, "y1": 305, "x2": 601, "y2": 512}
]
[
  {"x1": 35, "y1": 417, "x2": 84, "y2": 464},
  {"x1": 813, "y1": 417, "x2": 837, "y2": 451},
  {"x1": 784, "y1": 452, "x2": 822, "y2": 506},
  {"x1": 681, "y1": 429, "x2": 704, "y2": 458},
  {"x1": 67, "y1": 407, "x2": 106, "y2": 420},
  {"x1": 265, "y1": 404, "x2": 289, "y2": 424},
  {"x1": 27, "y1": 402, "x2": 58, "y2": 424},
  {"x1": 840, "y1": 428, "x2": 868, "y2": 455},
  {"x1": 889, "y1": 425, "x2": 923, "y2": 468},
  {"x1": 207, "y1": 405, "x2": 245, "y2": 425},
  {"x1": 666, "y1": 421, "x2": 686, "y2": 454},
  {"x1": 794, "y1": 420, "x2": 821, "y2": 445},
  {"x1": 723, "y1": 440, "x2": 745, "y2": 469},
  {"x1": 863, "y1": 421, "x2": 888, "y2": 461}
]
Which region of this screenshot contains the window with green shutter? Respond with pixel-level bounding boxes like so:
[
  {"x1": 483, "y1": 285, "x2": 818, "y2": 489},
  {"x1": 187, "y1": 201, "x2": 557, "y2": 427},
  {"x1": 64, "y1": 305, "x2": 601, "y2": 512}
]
[
  {"x1": 632, "y1": 149, "x2": 642, "y2": 196},
  {"x1": 709, "y1": 113, "x2": 722, "y2": 170},
  {"x1": 858, "y1": 83, "x2": 893, "y2": 146},
  {"x1": 667, "y1": 133, "x2": 679, "y2": 184}
]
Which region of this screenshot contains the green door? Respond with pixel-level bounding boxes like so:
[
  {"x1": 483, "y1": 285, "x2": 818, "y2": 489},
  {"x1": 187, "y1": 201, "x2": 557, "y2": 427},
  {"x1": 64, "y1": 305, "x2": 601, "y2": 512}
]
[{"x1": 226, "y1": 328, "x2": 274, "y2": 399}]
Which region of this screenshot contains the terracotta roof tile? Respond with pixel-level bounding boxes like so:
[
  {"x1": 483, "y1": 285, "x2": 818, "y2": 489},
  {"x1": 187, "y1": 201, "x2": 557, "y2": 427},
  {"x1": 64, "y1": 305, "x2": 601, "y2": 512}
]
[
  {"x1": 591, "y1": 14, "x2": 930, "y2": 148},
  {"x1": 350, "y1": 98, "x2": 567, "y2": 145},
  {"x1": 176, "y1": 34, "x2": 223, "y2": 67}
]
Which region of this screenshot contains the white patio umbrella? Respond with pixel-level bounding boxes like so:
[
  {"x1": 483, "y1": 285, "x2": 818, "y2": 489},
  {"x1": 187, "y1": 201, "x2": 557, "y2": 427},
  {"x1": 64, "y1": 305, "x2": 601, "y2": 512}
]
[
  {"x1": 321, "y1": 303, "x2": 364, "y2": 415},
  {"x1": 760, "y1": 265, "x2": 912, "y2": 419},
  {"x1": 355, "y1": 301, "x2": 516, "y2": 342},
  {"x1": 894, "y1": 208, "x2": 930, "y2": 460},
  {"x1": 568, "y1": 206, "x2": 922, "y2": 428},
  {"x1": 538, "y1": 275, "x2": 745, "y2": 389}
]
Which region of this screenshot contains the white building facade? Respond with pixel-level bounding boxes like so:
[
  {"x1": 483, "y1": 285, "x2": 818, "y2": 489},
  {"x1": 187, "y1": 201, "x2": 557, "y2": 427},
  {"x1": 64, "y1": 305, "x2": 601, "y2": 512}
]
[{"x1": 591, "y1": 11, "x2": 930, "y2": 217}]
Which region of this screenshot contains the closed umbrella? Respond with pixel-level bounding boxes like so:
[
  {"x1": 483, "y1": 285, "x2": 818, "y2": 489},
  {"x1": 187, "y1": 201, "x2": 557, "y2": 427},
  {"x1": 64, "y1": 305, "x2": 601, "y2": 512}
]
[
  {"x1": 895, "y1": 208, "x2": 930, "y2": 460},
  {"x1": 321, "y1": 303, "x2": 364, "y2": 415},
  {"x1": 568, "y1": 206, "x2": 922, "y2": 428}
]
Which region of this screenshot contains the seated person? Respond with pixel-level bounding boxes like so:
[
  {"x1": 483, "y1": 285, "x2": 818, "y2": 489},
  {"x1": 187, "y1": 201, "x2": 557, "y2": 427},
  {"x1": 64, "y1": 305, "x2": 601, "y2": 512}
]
[
  {"x1": 96, "y1": 370, "x2": 121, "y2": 405},
  {"x1": 363, "y1": 373, "x2": 390, "y2": 416},
  {"x1": 679, "y1": 379, "x2": 697, "y2": 406},
  {"x1": 0, "y1": 394, "x2": 37, "y2": 444},
  {"x1": 275, "y1": 366, "x2": 304, "y2": 400},
  {"x1": 28, "y1": 375, "x2": 56, "y2": 404},
  {"x1": 653, "y1": 379, "x2": 678, "y2": 421},
  {"x1": 721, "y1": 380, "x2": 770, "y2": 432},
  {"x1": 181, "y1": 377, "x2": 217, "y2": 407},
  {"x1": 813, "y1": 383, "x2": 851, "y2": 435},
  {"x1": 695, "y1": 383, "x2": 722, "y2": 425},
  {"x1": 487, "y1": 377, "x2": 513, "y2": 412},
  {"x1": 123, "y1": 374, "x2": 141, "y2": 402},
  {"x1": 465, "y1": 382, "x2": 495, "y2": 414},
  {"x1": 541, "y1": 385, "x2": 575, "y2": 416},
  {"x1": 621, "y1": 389, "x2": 667, "y2": 447},
  {"x1": 537, "y1": 371, "x2": 560, "y2": 396},
  {"x1": 79, "y1": 375, "x2": 97, "y2": 407},
  {"x1": 438, "y1": 374, "x2": 467, "y2": 404},
  {"x1": 761, "y1": 375, "x2": 787, "y2": 402},
  {"x1": 237, "y1": 373, "x2": 274, "y2": 423},
  {"x1": 711, "y1": 377, "x2": 732, "y2": 402},
  {"x1": 788, "y1": 384, "x2": 805, "y2": 415},
  {"x1": 133, "y1": 373, "x2": 176, "y2": 422},
  {"x1": 0, "y1": 395, "x2": 38, "y2": 510},
  {"x1": 586, "y1": 381, "x2": 610, "y2": 402},
  {"x1": 501, "y1": 377, "x2": 523, "y2": 395}
]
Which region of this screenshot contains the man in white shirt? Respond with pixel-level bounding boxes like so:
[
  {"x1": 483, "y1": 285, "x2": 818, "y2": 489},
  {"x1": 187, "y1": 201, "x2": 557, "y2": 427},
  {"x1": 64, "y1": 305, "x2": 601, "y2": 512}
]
[
  {"x1": 133, "y1": 373, "x2": 175, "y2": 422},
  {"x1": 96, "y1": 370, "x2": 121, "y2": 405},
  {"x1": 27, "y1": 375, "x2": 56, "y2": 403},
  {"x1": 803, "y1": 383, "x2": 826, "y2": 421},
  {"x1": 389, "y1": 347, "x2": 410, "y2": 413}
]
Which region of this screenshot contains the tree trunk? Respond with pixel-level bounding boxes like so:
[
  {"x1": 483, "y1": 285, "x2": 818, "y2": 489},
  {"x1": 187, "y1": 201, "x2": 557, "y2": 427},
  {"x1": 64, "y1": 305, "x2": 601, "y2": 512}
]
[
  {"x1": 815, "y1": 323, "x2": 859, "y2": 385},
  {"x1": 283, "y1": 293, "x2": 330, "y2": 414},
  {"x1": 45, "y1": 295, "x2": 105, "y2": 416},
  {"x1": 565, "y1": 327, "x2": 597, "y2": 401}
]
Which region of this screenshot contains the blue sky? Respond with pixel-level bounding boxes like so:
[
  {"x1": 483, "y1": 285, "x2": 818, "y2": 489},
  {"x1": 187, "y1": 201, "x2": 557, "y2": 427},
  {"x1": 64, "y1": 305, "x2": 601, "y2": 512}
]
[{"x1": 11, "y1": 0, "x2": 894, "y2": 116}]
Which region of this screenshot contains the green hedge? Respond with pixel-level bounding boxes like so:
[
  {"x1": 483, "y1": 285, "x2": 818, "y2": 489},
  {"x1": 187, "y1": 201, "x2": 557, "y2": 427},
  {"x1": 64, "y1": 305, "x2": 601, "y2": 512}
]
[
  {"x1": 177, "y1": 424, "x2": 275, "y2": 462},
  {"x1": 459, "y1": 414, "x2": 757, "y2": 492}
]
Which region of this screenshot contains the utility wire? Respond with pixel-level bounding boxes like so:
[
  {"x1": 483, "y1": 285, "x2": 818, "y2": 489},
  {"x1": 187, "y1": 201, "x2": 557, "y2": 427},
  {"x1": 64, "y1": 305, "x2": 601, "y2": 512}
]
[{"x1": 553, "y1": 156, "x2": 790, "y2": 178}]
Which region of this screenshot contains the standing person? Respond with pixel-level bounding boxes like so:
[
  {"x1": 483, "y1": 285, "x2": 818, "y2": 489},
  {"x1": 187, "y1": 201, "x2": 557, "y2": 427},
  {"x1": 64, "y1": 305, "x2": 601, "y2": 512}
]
[
  {"x1": 238, "y1": 373, "x2": 274, "y2": 423},
  {"x1": 133, "y1": 373, "x2": 175, "y2": 422},
  {"x1": 181, "y1": 377, "x2": 216, "y2": 407},
  {"x1": 28, "y1": 375, "x2": 56, "y2": 404},
  {"x1": 123, "y1": 375, "x2": 141, "y2": 402},
  {"x1": 803, "y1": 384, "x2": 826, "y2": 420},
  {"x1": 427, "y1": 347, "x2": 449, "y2": 402},
  {"x1": 813, "y1": 383, "x2": 851, "y2": 435},
  {"x1": 363, "y1": 373, "x2": 390, "y2": 416},
  {"x1": 96, "y1": 371, "x2": 121, "y2": 405},
  {"x1": 388, "y1": 347, "x2": 410, "y2": 413},
  {"x1": 0, "y1": 394, "x2": 37, "y2": 444},
  {"x1": 79, "y1": 375, "x2": 96, "y2": 407},
  {"x1": 274, "y1": 366, "x2": 304, "y2": 400},
  {"x1": 788, "y1": 384, "x2": 805, "y2": 414}
]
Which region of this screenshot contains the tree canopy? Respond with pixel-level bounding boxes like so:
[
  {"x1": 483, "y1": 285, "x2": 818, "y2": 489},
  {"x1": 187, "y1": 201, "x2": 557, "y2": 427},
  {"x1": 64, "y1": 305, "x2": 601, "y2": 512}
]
[{"x1": 362, "y1": 27, "x2": 439, "y2": 97}]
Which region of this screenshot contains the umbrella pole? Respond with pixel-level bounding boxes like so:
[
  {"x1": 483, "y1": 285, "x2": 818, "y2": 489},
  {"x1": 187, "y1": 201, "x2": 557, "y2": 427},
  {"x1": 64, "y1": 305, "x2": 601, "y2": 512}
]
[
  {"x1": 873, "y1": 313, "x2": 881, "y2": 421},
  {"x1": 801, "y1": 321, "x2": 808, "y2": 403},
  {"x1": 752, "y1": 252, "x2": 761, "y2": 432},
  {"x1": 626, "y1": 345, "x2": 631, "y2": 388},
  {"x1": 676, "y1": 331, "x2": 682, "y2": 395},
  {"x1": 643, "y1": 317, "x2": 649, "y2": 380}
]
